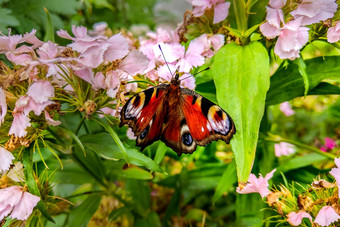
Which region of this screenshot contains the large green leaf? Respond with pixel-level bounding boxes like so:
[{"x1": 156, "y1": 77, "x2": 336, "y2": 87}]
[
  {"x1": 65, "y1": 194, "x2": 102, "y2": 227},
  {"x1": 266, "y1": 56, "x2": 340, "y2": 105},
  {"x1": 80, "y1": 133, "x2": 164, "y2": 172},
  {"x1": 212, "y1": 42, "x2": 270, "y2": 184}
]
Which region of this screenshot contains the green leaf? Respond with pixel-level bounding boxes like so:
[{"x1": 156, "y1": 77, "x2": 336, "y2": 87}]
[
  {"x1": 125, "y1": 179, "x2": 150, "y2": 212},
  {"x1": 23, "y1": 148, "x2": 55, "y2": 223},
  {"x1": 65, "y1": 194, "x2": 102, "y2": 227},
  {"x1": 266, "y1": 56, "x2": 340, "y2": 105},
  {"x1": 277, "y1": 153, "x2": 328, "y2": 173},
  {"x1": 212, "y1": 42, "x2": 270, "y2": 184},
  {"x1": 212, "y1": 160, "x2": 237, "y2": 203},
  {"x1": 308, "y1": 82, "x2": 340, "y2": 95},
  {"x1": 154, "y1": 142, "x2": 167, "y2": 164},
  {"x1": 43, "y1": 0, "x2": 80, "y2": 16},
  {"x1": 43, "y1": 8, "x2": 54, "y2": 42},
  {"x1": 0, "y1": 8, "x2": 19, "y2": 31},
  {"x1": 294, "y1": 58, "x2": 309, "y2": 96},
  {"x1": 92, "y1": 118, "x2": 129, "y2": 163},
  {"x1": 119, "y1": 167, "x2": 153, "y2": 180},
  {"x1": 109, "y1": 207, "x2": 131, "y2": 221},
  {"x1": 80, "y1": 133, "x2": 164, "y2": 172}
]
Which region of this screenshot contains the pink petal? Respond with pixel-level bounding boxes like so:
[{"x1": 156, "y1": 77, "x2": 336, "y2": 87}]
[
  {"x1": 6, "y1": 162, "x2": 24, "y2": 182},
  {"x1": 266, "y1": 7, "x2": 284, "y2": 28},
  {"x1": 119, "y1": 50, "x2": 149, "y2": 76},
  {"x1": 291, "y1": 0, "x2": 338, "y2": 25},
  {"x1": 334, "y1": 157, "x2": 340, "y2": 167},
  {"x1": 0, "y1": 32, "x2": 23, "y2": 52},
  {"x1": 89, "y1": 22, "x2": 108, "y2": 36},
  {"x1": 72, "y1": 25, "x2": 88, "y2": 38},
  {"x1": 36, "y1": 41, "x2": 58, "y2": 59},
  {"x1": 314, "y1": 206, "x2": 340, "y2": 227},
  {"x1": 0, "y1": 87, "x2": 7, "y2": 125},
  {"x1": 268, "y1": 0, "x2": 286, "y2": 9},
  {"x1": 154, "y1": 43, "x2": 184, "y2": 63},
  {"x1": 5, "y1": 52, "x2": 32, "y2": 66},
  {"x1": 126, "y1": 128, "x2": 136, "y2": 140},
  {"x1": 260, "y1": 22, "x2": 281, "y2": 39},
  {"x1": 287, "y1": 211, "x2": 313, "y2": 226},
  {"x1": 237, "y1": 169, "x2": 276, "y2": 198},
  {"x1": 9, "y1": 113, "x2": 31, "y2": 138},
  {"x1": 213, "y1": 2, "x2": 230, "y2": 24},
  {"x1": 0, "y1": 186, "x2": 23, "y2": 208},
  {"x1": 56, "y1": 29, "x2": 74, "y2": 40},
  {"x1": 279, "y1": 102, "x2": 295, "y2": 116},
  {"x1": 10, "y1": 191, "x2": 40, "y2": 220},
  {"x1": 324, "y1": 137, "x2": 336, "y2": 150},
  {"x1": 104, "y1": 33, "x2": 129, "y2": 62},
  {"x1": 74, "y1": 68, "x2": 94, "y2": 84},
  {"x1": 0, "y1": 147, "x2": 14, "y2": 172},
  {"x1": 44, "y1": 110, "x2": 61, "y2": 126},
  {"x1": 105, "y1": 71, "x2": 121, "y2": 98},
  {"x1": 79, "y1": 43, "x2": 109, "y2": 68},
  {"x1": 93, "y1": 72, "x2": 106, "y2": 90},
  {"x1": 191, "y1": 0, "x2": 211, "y2": 8},
  {"x1": 22, "y1": 29, "x2": 44, "y2": 48},
  {"x1": 209, "y1": 34, "x2": 225, "y2": 51},
  {"x1": 327, "y1": 22, "x2": 340, "y2": 43},
  {"x1": 330, "y1": 166, "x2": 340, "y2": 183},
  {"x1": 27, "y1": 80, "x2": 54, "y2": 104},
  {"x1": 157, "y1": 64, "x2": 177, "y2": 82},
  {"x1": 274, "y1": 142, "x2": 295, "y2": 157},
  {"x1": 124, "y1": 75, "x2": 138, "y2": 93},
  {"x1": 180, "y1": 74, "x2": 196, "y2": 89},
  {"x1": 0, "y1": 205, "x2": 13, "y2": 220}
]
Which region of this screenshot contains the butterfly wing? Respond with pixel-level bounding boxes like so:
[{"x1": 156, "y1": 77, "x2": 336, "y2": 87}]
[
  {"x1": 120, "y1": 85, "x2": 168, "y2": 150},
  {"x1": 161, "y1": 88, "x2": 235, "y2": 155}
]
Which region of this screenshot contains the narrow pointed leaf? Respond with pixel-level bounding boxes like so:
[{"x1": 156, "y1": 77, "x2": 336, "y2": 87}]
[{"x1": 212, "y1": 42, "x2": 270, "y2": 184}]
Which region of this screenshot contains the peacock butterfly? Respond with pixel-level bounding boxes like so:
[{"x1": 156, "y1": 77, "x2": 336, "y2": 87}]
[{"x1": 119, "y1": 73, "x2": 236, "y2": 156}]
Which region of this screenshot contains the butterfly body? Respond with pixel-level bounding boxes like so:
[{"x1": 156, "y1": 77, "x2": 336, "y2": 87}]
[{"x1": 120, "y1": 74, "x2": 236, "y2": 155}]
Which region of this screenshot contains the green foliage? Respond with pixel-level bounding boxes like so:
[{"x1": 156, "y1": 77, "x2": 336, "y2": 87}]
[{"x1": 212, "y1": 42, "x2": 270, "y2": 183}]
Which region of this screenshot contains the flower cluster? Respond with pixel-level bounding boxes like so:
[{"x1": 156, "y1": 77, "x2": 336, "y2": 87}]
[
  {"x1": 260, "y1": 0, "x2": 339, "y2": 60},
  {"x1": 237, "y1": 158, "x2": 340, "y2": 226}
]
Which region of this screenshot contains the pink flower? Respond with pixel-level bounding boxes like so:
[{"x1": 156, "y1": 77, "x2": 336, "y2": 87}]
[
  {"x1": 57, "y1": 26, "x2": 129, "y2": 68},
  {"x1": 175, "y1": 36, "x2": 205, "y2": 72},
  {"x1": 9, "y1": 113, "x2": 31, "y2": 138},
  {"x1": 330, "y1": 157, "x2": 340, "y2": 197},
  {"x1": 291, "y1": 0, "x2": 338, "y2": 26},
  {"x1": 274, "y1": 142, "x2": 295, "y2": 157},
  {"x1": 327, "y1": 21, "x2": 340, "y2": 43},
  {"x1": 236, "y1": 169, "x2": 276, "y2": 198},
  {"x1": 190, "y1": 0, "x2": 231, "y2": 24},
  {"x1": 320, "y1": 137, "x2": 336, "y2": 151},
  {"x1": 105, "y1": 70, "x2": 121, "y2": 98},
  {"x1": 0, "y1": 186, "x2": 40, "y2": 221},
  {"x1": 0, "y1": 147, "x2": 14, "y2": 173},
  {"x1": 279, "y1": 101, "x2": 295, "y2": 116},
  {"x1": 287, "y1": 211, "x2": 313, "y2": 226},
  {"x1": 268, "y1": 0, "x2": 286, "y2": 9},
  {"x1": 314, "y1": 206, "x2": 340, "y2": 227},
  {"x1": 274, "y1": 17, "x2": 309, "y2": 60},
  {"x1": 27, "y1": 80, "x2": 54, "y2": 104},
  {"x1": 0, "y1": 87, "x2": 7, "y2": 125},
  {"x1": 180, "y1": 74, "x2": 196, "y2": 89}
]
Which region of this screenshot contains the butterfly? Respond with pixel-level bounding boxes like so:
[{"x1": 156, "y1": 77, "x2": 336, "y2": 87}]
[{"x1": 119, "y1": 74, "x2": 236, "y2": 156}]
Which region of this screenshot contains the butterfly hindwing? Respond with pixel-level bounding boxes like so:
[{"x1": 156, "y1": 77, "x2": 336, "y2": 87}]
[
  {"x1": 180, "y1": 88, "x2": 235, "y2": 146},
  {"x1": 120, "y1": 85, "x2": 168, "y2": 150}
]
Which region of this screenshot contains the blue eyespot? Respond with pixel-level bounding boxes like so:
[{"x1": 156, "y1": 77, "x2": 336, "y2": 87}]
[
  {"x1": 140, "y1": 126, "x2": 149, "y2": 139},
  {"x1": 182, "y1": 133, "x2": 193, "y2": 146}
]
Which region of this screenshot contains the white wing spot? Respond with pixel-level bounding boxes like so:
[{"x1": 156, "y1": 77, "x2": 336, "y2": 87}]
[{"x1": 201, "y1": 126, "x2": 204, "y2": 132}]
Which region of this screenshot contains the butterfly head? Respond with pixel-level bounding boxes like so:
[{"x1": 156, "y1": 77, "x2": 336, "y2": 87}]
[{"x1": 170, "y1": 73, "x2": 181, "y2": 86}]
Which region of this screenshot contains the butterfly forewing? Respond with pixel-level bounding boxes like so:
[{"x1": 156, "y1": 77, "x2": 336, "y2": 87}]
[{"x1": 120, "y1": 85, "x2": 168, "y2": 149}]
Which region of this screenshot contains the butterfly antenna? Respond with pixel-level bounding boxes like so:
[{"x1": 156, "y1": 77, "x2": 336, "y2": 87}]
[
  {"x1": 158, "y1": 44, "x2": 174, "y2": 78},
  {"x1": 180, "y1": 67, "x2": 210, "y2": 81}
]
